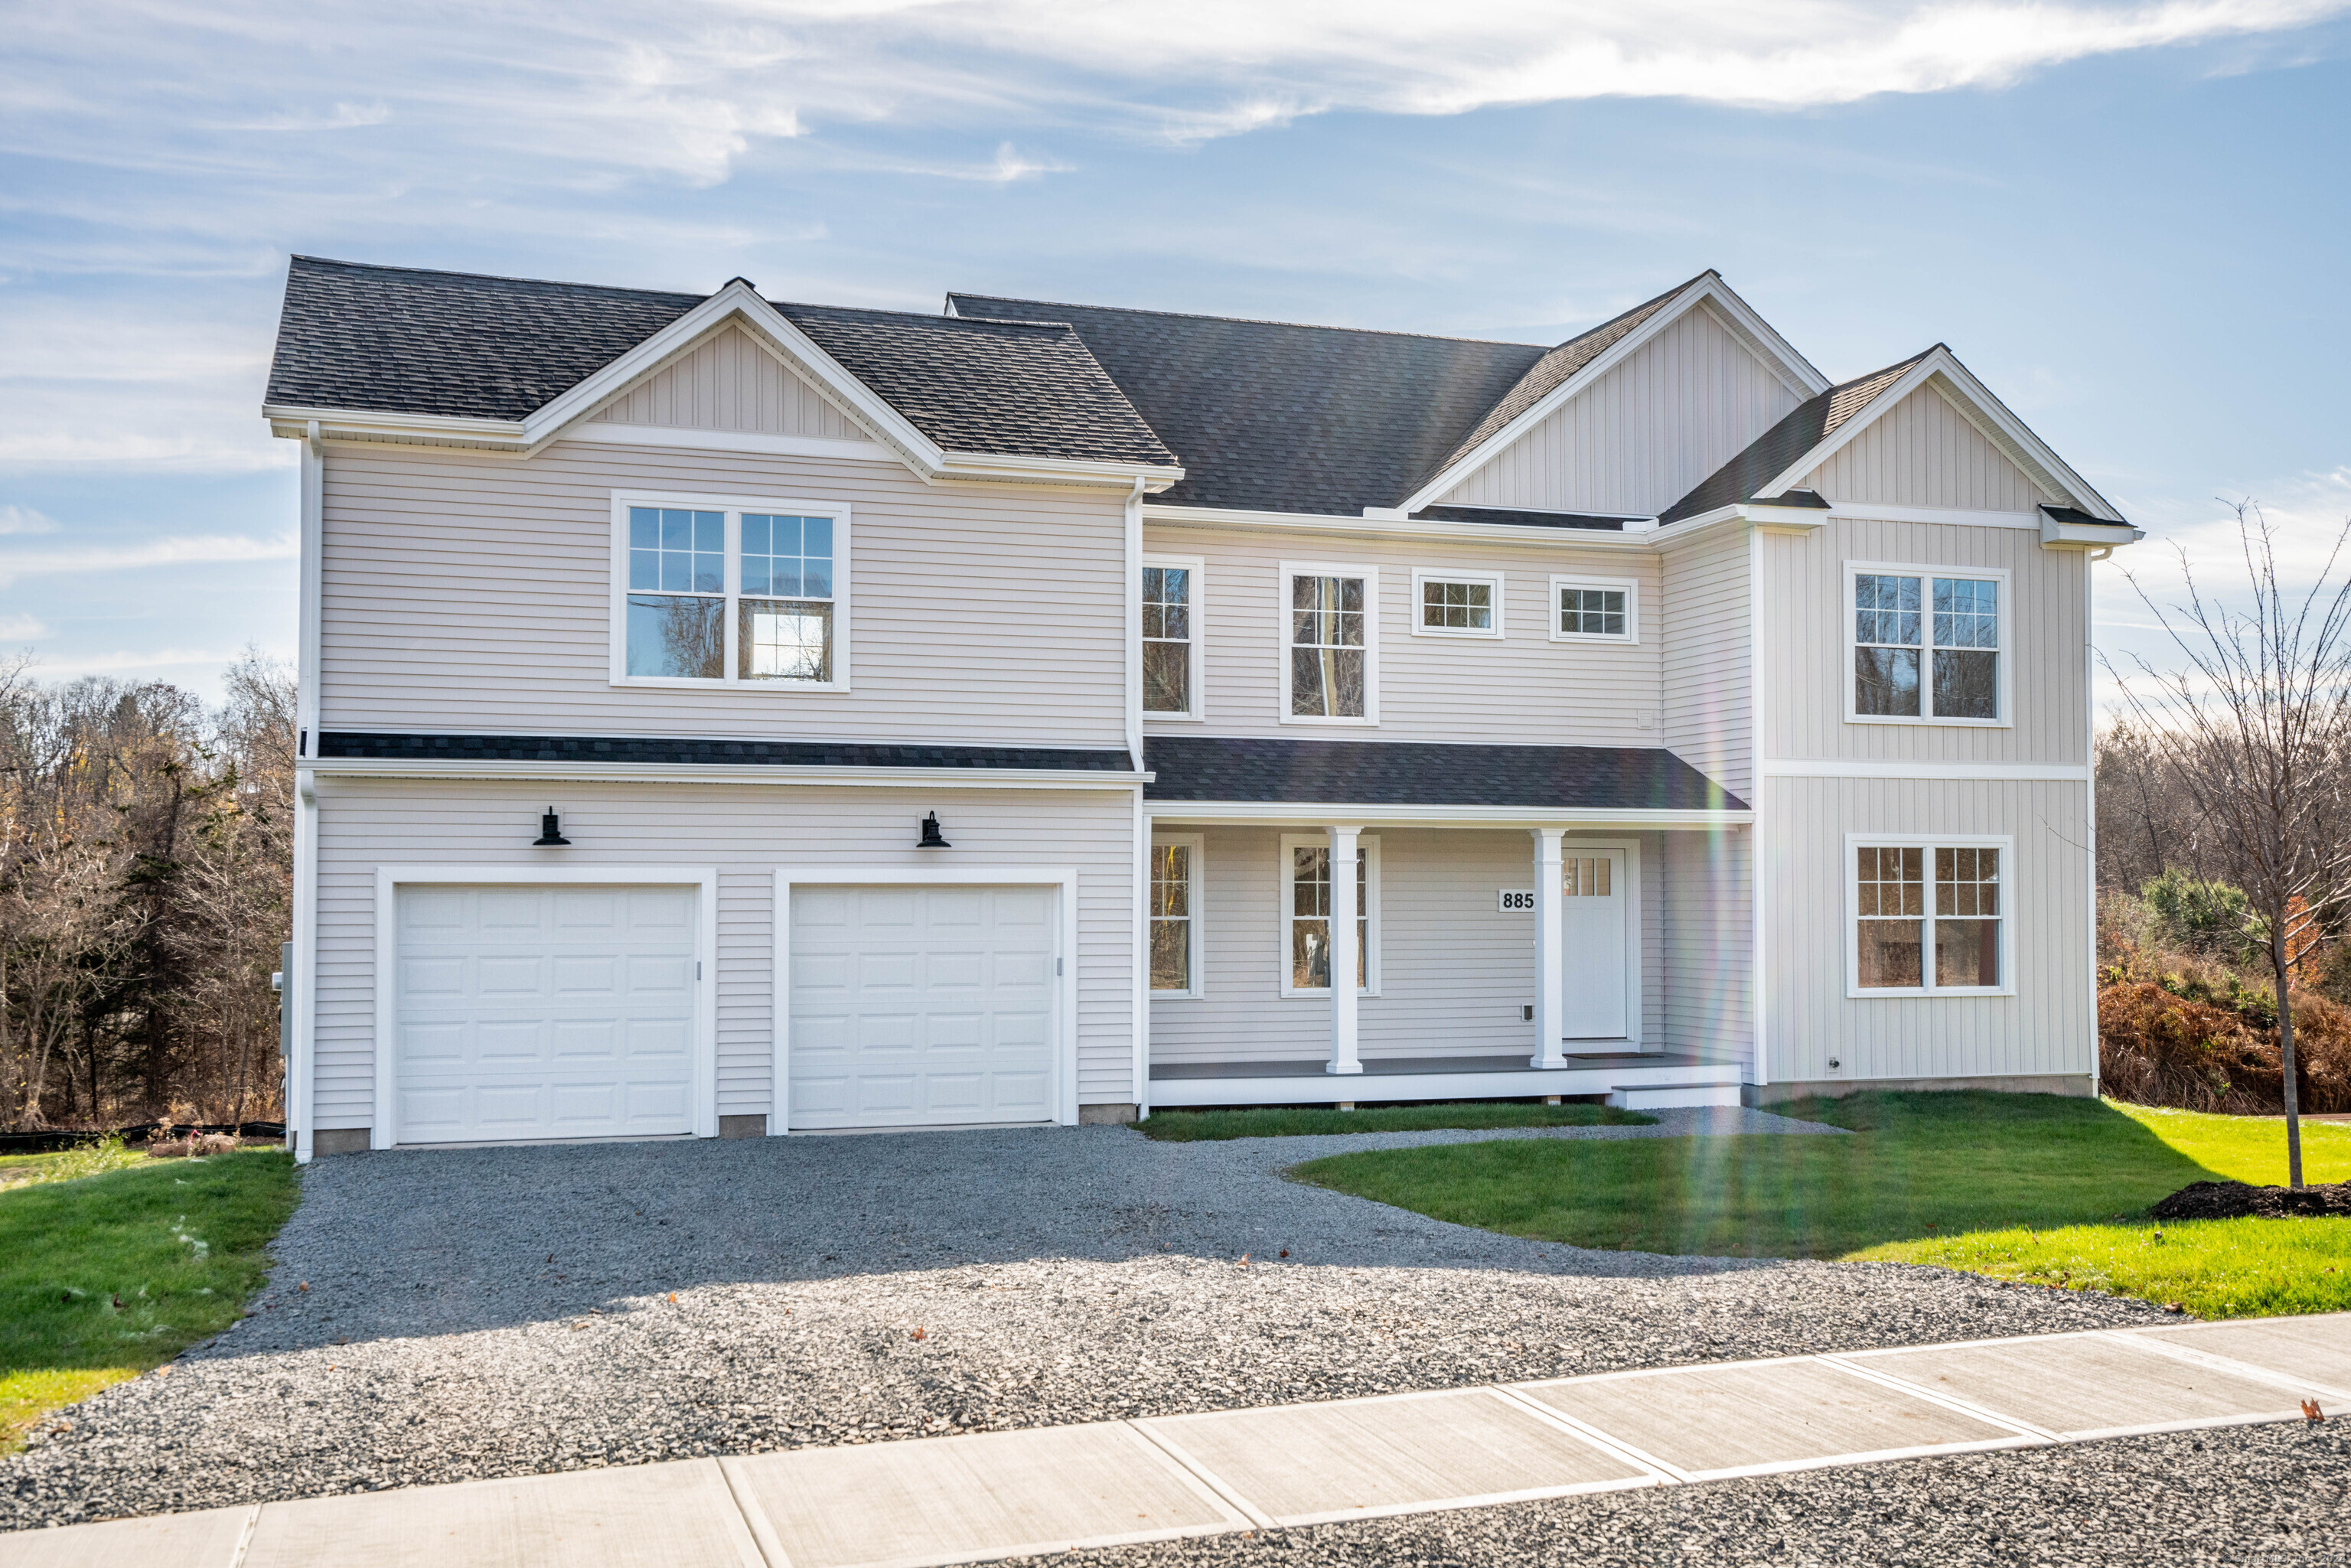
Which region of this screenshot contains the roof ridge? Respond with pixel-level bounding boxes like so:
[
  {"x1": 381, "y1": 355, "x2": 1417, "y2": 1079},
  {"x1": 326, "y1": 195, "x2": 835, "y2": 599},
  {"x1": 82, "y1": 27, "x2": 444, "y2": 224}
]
[
  {"x1": 947, "y1": 291, "x2": 1549, "y2": 349},
  {"x1": 290, "y1": 254, "x2": 705, "y2": 305}
]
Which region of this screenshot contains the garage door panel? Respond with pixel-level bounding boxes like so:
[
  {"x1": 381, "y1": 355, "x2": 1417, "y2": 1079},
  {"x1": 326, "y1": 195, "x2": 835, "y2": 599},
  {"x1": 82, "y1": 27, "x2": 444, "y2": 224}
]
[
  {"x1": 789, "y1": 884, "x2": 1058, "y2": 1130},
  {"x1": 393, "y1": 884, "x2": 699, "y2": 1146}
]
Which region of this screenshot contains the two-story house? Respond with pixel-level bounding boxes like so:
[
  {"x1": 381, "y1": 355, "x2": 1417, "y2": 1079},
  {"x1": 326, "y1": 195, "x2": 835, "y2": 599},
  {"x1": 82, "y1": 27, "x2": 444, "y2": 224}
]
[{"x1": 263, "y1": 257, "x2": 2137, "y2": 1159}]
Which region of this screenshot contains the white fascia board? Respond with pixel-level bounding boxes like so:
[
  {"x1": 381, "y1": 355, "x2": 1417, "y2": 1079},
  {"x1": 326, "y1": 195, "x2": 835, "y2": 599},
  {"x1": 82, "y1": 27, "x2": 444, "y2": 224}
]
[
  {"x1": 1924, "y1": 354, "x2": 2125, "y2": 523},
  {"x1": 1143, "y1": 503, "x2": 1656, "y2": 553},
  {"x1": 2041, "y1": 512, "x2": 2144, "y2": 552},
  {"x1": 1394, "y1": 275, "x2": 1829, "y2": 517},
  {"x1": 305, "y1": 758, "x2": 1152, "y2": 789},
  {"x1": 1693, "y1": 288, "x2": 1831, "y2": 398},
  {"x1": 937, "y1": 449, "x2": 1185, "y2": 491},
  {"x1": 1143, "y1": 800, "x2": 1753, "y2": 828},
  {"x1": 267, "y1": 406, "x2": 528, "y2": 448}
]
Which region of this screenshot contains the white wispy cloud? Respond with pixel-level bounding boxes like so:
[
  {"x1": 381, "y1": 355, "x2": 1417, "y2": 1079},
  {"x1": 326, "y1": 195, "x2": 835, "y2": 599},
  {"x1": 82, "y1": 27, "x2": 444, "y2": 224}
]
[
  {"x1": 0, "y1": 533, "x2": 297, "y2": 588},
  {"x1": 0, "y1": 614, "x2": 49, "y2": 639},
  {"x1": 0, "y1": 506, "x2": 58, "y2": 536}
]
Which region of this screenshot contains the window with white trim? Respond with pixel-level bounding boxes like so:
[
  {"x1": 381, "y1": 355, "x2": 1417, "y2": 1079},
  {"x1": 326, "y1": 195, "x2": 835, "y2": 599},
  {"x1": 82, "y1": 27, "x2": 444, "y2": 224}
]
[
  {"x1": 614, "y1": 496, "x2": 847, "y2": 688},
  {"x1": 1280, "y1": 833, "x2": 1379, "y2": 994},
  {"x1": 1281, "y1": 563, "x2": 1377, "y2": 722},
  {"x1": 1849, "y1": 564, "x2": 2005, "y2": 723},
  {"x1": 1550, "y1": 575, "x2": 1638, "y2": 643},
  {"x1": 1851, "y1": 838, "x2": 2009, "y2": 994},
  {"x1": 1412, "y1": 569, "x2": 1503, "y2": 638},
  {"x1": 1142, "y1": 558, "x2": 1203, "y2": 719},
  {"x1": 1149, "y1": 833, "x2": 1204, "y2": 995}
]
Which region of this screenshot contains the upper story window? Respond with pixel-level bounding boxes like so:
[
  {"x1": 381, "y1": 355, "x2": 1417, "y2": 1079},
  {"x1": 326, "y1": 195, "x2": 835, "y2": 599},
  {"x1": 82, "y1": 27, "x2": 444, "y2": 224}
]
[
  {"x1": 1283, "y1": 562, "x2": 1378, "y2": 724},
  {"x1": 1412, "y1": 569, "x2": 1503, "y2": 639},
  {"x1": 1142, "y1": 557, "x2": 1203, "y2": 719},
  {"x1": 1850, "y1": 838, "x2": 2010, "y2": 996},
  {"x1": 1550, "y1": 575, "x2": 1638, "y2": 644},
  {"x1": 1848, "y1": 563, "x2": 2006, "y2": 725},
  {"x1": 611, "y1": 494, "x2": 848, "y2": 689}
]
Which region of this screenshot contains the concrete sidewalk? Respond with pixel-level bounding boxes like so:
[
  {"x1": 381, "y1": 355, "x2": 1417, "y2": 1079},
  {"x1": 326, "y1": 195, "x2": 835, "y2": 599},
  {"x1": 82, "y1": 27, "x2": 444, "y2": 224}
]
[{"x1": 14, "y1": 1313, "x2": 2349, "y2": 1568}]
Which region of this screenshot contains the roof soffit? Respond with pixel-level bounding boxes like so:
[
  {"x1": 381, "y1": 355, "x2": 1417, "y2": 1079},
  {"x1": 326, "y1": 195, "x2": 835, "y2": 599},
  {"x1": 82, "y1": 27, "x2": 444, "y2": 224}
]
[{"x1": 1392, "y1": 273, "x2": 1831, "y2": 517}]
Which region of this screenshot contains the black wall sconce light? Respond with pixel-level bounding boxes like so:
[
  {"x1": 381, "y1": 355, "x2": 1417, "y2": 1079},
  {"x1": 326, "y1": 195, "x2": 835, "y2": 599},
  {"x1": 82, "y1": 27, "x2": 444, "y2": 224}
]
[
  {"x1": 917, "y1": 811, "x2": 951, "y2": 849},
  {"x1": 533, "y1": 808, "x2": 571, "y2": 846}
]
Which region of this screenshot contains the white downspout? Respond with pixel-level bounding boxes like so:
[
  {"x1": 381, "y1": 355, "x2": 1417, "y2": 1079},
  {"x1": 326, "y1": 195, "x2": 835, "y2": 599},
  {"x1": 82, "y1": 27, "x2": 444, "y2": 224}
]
[
  {"x1": 2084, "y1": 551, "x2": 2102, "y2": 1099},
  {"x1": 1125, "y1": 478, "x2": 1149, "y2": 1118},
  {"x1": 292, "y1": 422, "x2": 324, "y2": 1161}
]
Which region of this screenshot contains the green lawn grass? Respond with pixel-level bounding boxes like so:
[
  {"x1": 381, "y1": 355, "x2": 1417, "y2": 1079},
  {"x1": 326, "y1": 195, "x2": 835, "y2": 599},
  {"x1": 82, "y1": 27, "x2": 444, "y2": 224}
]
[
  {"x1": 1, "y1": 1146, "x2": 298, "y2": 1451},
  {"x1": 1135, "y1": 1100, "x2": 1655, "y2": 1141},
  {"x1": 1292, "y1": 1092, "x2": 2351, "y2": 1319}
]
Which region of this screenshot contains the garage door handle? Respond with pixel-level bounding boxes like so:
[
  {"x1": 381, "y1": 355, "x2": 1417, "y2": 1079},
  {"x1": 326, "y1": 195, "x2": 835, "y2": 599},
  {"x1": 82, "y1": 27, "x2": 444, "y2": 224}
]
[{"x1": 1056, "y1": 958, "x2": 1064, "y2": 976}]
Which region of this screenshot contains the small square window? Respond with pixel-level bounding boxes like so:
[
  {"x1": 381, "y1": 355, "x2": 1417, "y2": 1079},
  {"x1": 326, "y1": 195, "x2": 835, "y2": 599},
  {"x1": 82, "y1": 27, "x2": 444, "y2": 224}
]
[
  {"x1": 1550, "y1": 577, "x2": 1637, "y2": 643},
  {"x1": 1413, "y1": 572, "x2": 1502, "y2": 637}
]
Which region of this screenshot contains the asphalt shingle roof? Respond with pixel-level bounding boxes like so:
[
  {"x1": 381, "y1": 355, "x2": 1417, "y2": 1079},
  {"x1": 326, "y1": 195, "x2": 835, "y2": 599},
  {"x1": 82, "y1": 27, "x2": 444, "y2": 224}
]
[
  {"x1": 319, "y1": 732, "x2": 1136, "y2": 772},
  {"x1": 946, "y1": 292, "x2": 1550, "y2": 514},
  {"x1": 1143, "y1": 736, "x2": 1745, "y2": 811},
  {"x1": 268, "y1": 257, "x2": 1176, "y2": 468},
  {"x1": 1656, "y1": 350, "x2": 1933, "y2": 525}
]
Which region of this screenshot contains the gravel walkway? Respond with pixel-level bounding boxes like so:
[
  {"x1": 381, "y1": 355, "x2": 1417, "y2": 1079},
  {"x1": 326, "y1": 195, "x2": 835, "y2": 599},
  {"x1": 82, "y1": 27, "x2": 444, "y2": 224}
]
[{"x1": 3, "y1": 1110, "x2": 2169, "y2": 1532}]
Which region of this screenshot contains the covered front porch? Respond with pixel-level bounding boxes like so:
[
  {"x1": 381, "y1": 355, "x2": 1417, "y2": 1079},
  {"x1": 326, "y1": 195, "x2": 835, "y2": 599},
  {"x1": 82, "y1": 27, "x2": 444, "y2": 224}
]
[{"x1": 1139, "y1": 735, "x2": 1756, "y2": 1115}]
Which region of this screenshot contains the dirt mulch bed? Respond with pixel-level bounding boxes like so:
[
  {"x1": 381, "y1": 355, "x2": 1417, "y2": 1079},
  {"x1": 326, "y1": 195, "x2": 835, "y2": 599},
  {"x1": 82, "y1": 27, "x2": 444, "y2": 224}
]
[{"x1": 2150, "y1": 1179, "x2": 2351, "y2": 1220}]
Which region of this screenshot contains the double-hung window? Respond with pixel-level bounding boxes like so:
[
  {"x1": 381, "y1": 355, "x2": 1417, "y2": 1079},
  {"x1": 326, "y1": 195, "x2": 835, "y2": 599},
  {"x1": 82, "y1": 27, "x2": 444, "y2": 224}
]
[
  {"x1": 613, "y1": 495, "x2": 847, "y2": 688},
  {"x1": 1280, "y1": 833, "x2": 1379, "y2": 995},
  {"x1": 1149, "y1": 833, "x2": 1205, "y2": 995},
  {"x1": 1850, "y1": 836, "x2": 2010, "y2": 995},
  {"x1": 1142, "y1": 557, "x2": 1203, "y2": 719},
  {"x1": 1282, "y1": 562, "x2": 1376, "y2": 722},
  {"x1": 1848, "y1": 563, "x2": 2005, "y2": 723}
]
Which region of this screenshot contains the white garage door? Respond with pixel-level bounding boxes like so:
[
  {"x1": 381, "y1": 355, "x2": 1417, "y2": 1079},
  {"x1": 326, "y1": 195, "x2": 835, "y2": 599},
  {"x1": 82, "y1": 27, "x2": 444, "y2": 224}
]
[
  {"x1": 393, "y1": 884, "x2": 700, "y2": 1145},
  {"x1": 788, "y1": 884, "x2": 1057, "y2": 1130}
]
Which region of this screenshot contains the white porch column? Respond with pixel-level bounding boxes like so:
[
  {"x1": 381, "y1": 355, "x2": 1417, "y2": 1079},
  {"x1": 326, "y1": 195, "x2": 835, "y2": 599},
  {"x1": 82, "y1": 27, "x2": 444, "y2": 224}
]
[
  {"x1": 1326, "y1": 824, "x2": 1363, "y2": 1075},
  {"x1": 1531, "y1": 827, "x2": 1567, "y2": 1070}
]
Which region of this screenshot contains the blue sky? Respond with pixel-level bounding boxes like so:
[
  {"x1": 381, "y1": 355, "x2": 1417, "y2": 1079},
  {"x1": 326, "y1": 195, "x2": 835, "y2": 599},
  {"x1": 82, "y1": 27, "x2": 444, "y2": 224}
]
[{"x1": 4, "y1": 1, "x2": 2348, "y2": 705}]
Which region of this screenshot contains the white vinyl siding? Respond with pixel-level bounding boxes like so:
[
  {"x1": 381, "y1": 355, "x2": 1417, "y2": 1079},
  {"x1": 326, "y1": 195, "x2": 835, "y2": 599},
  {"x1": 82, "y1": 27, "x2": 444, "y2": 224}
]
[
  {"x1": 309, "y1": 779, "x2": 1137, "y2": 1130},
  {"x1": 1435, "y1": 303, "x2": 1804, "y2": 518},
  {"x1": 1145, "y1": 526, "x2": 1662, "y2": 745},
  {"x1": 1661, "y1": 824, "x2": 1753, "y2": 1068},
  {"x1": 1764, "y1": 777, "x2": 2089, "y2": 1084},
  {"x1": 1147, "y1": 826, "x2": 1674, "y2": 1067},
  {"x1": 317, "y1": 440, "x2": 1128, "y2": 747},
  {"x1": 1762, "y1": 517, "x2": 2086, "y2": 764},
  {"x1": 1798, "y1": 383, "x2": 2055, "y2": 512},
  {"x1": 1658, "y1": 525, "x2": 1751, "y2": 797},
  {"x1": 590, "y1": 324, "x2": 869, "y2": 442}
]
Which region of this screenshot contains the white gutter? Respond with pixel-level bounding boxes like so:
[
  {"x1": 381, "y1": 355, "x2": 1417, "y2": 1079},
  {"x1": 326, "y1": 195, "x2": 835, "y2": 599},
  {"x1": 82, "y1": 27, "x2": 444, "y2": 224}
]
[
  {"x1": 1145, "y1": 504, "x2": 1658, "y2": 553},
  {"x1": 1144, "y1": 801, "x2": 1752, "y2": 829},
  {"x1": 303, "y1": 758, "x2": 1154, "y2": 788}
]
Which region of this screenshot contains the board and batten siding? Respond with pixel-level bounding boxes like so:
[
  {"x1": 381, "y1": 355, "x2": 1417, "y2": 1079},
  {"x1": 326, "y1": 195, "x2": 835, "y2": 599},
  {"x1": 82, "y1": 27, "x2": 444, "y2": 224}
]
[
  {"x1": 1760, "y1": 516, "x2": 2088, "y2": 765},
  {"x1": 1658, "y1": 825, "x2": 1753, "y2": 1069},
  {"x1": 1143, "y1": 526, "x2": 1662, "y2": 745},
  {"x1": 316, "y1": 438, "x2": 1128, "y2": 747},
  {"x1": 1762, "y1": 776, "x2": 2092, "y2": 1084},
  {"x1": 1434, "y1": 305, "x2": 1804, "y2": 518},
  {"x1": 1146, "y1": 826, "x2": 1666, "y2": 1066},
  {"x1": 1798, "y1": 384, "x2": 2056, "y2": 513},
  {"x1": 589, "y1": 326, "x2": 869, "y2": 441},
  {"x1": 309, "y1": 780, "x2": 1138, "y2": 1131},
  {"x1": 1658, "y1": 525, "x2": 1752, "y2": 799}
]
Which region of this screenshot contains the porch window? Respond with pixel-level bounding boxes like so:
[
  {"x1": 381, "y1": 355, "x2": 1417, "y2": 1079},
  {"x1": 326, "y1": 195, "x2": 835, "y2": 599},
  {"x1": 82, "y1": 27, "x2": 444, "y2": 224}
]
[
  {"x1": 1282, "y1": 834, "x2": 1378, "y2": 994},
  {"x1": 1143, "y1": 559, "x2": 1202, "y2": 718},
  {"x1": 1283, "y1": 564, "x2": 1376, "y2": 722},
  {"x1": 1149, "y1": 833, "x2": 1204, "y2": 995},
  {"x1": 615, "y1": 495, "x2": 848, "y2": 689},
  {"x1": 1850, "y1": 564, "x2": 2004, "y2": 722},
  {"x1": 1852, "y1": 839, "x2": 2008, "y2": 994}
]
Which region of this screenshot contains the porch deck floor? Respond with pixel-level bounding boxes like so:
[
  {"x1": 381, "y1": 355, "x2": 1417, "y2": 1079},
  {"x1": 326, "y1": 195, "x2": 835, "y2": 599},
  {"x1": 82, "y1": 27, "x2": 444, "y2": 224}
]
[{"x1": 1150, "y1": 1051, "x2": 1720, "y2": 1081}]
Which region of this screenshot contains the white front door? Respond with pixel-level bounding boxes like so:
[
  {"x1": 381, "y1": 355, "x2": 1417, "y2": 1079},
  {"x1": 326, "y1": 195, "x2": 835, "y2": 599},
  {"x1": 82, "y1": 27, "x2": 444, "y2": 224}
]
[
  {"x1": 1560, "y1": 848, "x2": 1629, "y2": 1040},
  {"x1": 393, "y1": 884, "x2": 700, "y2": 1145},
  {"x1": 787, "y1": 884, "x2": 1058, "y2": 1130}
]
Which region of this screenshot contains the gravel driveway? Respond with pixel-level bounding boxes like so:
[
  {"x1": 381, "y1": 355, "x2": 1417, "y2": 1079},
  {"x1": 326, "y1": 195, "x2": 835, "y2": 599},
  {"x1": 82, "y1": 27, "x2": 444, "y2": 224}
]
[{"x1": 4, "y1": 1110, "x2": 2170, "y2": 1533}]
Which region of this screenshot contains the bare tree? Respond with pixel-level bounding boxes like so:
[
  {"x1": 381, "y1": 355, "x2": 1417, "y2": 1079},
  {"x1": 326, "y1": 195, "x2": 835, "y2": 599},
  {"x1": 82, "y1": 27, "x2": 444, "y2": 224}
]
[{"x1": 2112, "y1": 501, "x2": 2351, "y2": 1188}]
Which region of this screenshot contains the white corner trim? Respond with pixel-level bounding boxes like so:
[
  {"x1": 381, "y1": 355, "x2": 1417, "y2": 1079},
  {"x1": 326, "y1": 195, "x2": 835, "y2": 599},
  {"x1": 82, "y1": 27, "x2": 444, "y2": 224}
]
[
  {"x1": 1278, "y1": 560, "x2": 1380, "y2": 726},
  {"x1": 771, "y1": 866, "x2": 1084, "y2": 1130},
  {"x1": 1408, "y1": 566, "x2": 1507, "y2": 640},
  {"x1": 564, "y1": 423, "x2": 892, "y2": 463},
  {"x1": 371, "y1": 865, "x2": 722, "y2": 1151},
  {"x1": 1763, "y1": 759, "x2": 2089, "y2": 781}
]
